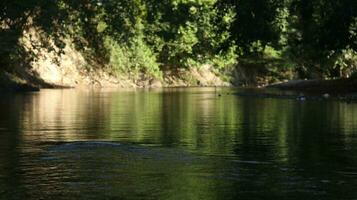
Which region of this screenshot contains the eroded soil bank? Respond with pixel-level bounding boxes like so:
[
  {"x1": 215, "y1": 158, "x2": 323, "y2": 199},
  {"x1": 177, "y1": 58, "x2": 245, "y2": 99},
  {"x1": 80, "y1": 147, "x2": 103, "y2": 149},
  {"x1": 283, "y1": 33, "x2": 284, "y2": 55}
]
[{"x1": 0, "y1": 28, "x2": 229, "y2": 92}]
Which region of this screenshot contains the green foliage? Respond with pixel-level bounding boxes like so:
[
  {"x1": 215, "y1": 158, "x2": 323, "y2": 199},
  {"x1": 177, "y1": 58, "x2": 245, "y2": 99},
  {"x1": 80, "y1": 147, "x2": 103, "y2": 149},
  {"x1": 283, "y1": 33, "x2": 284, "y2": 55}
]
[
  {"x1": 104, "y1": 37, "x2": 131, "y2": 73},
  {"x1": 144, "y1": 0, "x2": 236, "y2": 69},
  {"x1": 0, "y1": 0, "x2": 356, "y2": 81},
  {"x1": 104, "y1": 36, "x2": 161, "y2": 77},
  {"x1": 331, "y1": 49, "x2": 357, "y2": 78},
  {"x1": 286, "y1": 0, "x2": 357, "y2": 77},
  {"x1": 209, "y1": 45, "x2": 239, "y2": 70},
  {"x1": 225, "y1": 0, "x2": 288, "y2": 54}
]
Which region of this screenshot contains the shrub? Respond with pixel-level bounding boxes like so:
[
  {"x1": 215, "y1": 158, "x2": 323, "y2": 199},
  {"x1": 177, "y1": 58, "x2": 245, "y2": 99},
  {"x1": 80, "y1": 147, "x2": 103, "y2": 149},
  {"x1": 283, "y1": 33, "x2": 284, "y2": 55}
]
[{"x1": 104, "y1": 36, "x2": 161, "y2": 78}]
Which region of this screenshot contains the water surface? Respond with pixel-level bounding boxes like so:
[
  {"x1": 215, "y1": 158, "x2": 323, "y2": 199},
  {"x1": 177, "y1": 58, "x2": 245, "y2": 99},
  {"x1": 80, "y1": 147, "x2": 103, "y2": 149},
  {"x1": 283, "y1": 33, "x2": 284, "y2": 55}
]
[{"x1": 1, "y1": 88, "x2": 357, "y2": 199}]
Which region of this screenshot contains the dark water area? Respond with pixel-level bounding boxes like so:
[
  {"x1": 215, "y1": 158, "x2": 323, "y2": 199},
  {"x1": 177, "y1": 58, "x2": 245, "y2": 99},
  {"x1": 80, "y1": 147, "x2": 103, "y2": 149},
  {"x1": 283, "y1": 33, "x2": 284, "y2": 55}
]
[{"x1": 1, "y1": 88, "x2": 357, "y2": 200}]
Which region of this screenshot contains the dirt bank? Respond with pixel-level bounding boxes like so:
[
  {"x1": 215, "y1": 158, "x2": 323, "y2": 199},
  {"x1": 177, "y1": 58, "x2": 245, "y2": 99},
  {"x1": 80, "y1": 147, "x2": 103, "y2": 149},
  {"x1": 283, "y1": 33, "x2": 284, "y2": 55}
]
[
  {"x1": 0, "y1": 27, "x2": 229, "y2": 92},
  {"x1": 0, "y1": 64, "x2": 230, "y2": 92}
]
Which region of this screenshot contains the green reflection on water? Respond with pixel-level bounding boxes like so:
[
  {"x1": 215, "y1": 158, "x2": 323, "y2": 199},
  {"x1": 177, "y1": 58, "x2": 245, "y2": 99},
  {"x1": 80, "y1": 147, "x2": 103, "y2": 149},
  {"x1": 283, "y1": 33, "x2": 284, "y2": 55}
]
[{"x1": 1, "y1": 88, "x2": 357, "y2": 199}]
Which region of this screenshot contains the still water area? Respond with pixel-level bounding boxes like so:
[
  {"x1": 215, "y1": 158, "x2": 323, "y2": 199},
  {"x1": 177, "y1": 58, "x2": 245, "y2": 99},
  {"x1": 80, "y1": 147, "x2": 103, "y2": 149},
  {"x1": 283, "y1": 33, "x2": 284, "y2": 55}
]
[{"x1": 1, "y1": 88, "x2": 357, "y2": 199}]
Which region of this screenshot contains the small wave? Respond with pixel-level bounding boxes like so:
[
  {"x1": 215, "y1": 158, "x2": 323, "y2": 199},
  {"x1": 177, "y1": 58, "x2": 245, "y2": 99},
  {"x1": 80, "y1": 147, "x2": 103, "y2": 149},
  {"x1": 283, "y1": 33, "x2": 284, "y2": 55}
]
[
  {"x1": 50, "y1": 141, "x2": 121, "y2": 152},
  {"x1": 46, "y1": 141, "x2": 197, "y2": 164},
  {"x1": 232, "y1": 160, "x2": 271, "y2": 165}
]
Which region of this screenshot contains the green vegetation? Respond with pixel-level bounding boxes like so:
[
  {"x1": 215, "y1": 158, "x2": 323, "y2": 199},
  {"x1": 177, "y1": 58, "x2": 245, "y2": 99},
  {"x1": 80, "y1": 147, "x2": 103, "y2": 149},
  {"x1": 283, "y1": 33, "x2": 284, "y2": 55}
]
[{"x1": 0, "y1": 0, "x2": 356, "y2": 85}]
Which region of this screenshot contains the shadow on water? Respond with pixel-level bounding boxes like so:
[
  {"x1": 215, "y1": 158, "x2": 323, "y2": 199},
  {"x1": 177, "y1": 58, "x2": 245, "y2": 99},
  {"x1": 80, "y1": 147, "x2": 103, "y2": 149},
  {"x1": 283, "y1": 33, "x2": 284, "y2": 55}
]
[{"x1": 46, "y1": 141, "x2": 198, "y2": 164}]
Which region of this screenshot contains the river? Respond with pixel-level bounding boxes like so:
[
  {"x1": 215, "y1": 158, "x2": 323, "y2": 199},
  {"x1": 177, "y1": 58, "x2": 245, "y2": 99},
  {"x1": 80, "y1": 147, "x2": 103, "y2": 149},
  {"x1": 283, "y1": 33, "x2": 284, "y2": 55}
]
[{"x1": 1, "y1": 88, "x2": 357, "y2": 199}]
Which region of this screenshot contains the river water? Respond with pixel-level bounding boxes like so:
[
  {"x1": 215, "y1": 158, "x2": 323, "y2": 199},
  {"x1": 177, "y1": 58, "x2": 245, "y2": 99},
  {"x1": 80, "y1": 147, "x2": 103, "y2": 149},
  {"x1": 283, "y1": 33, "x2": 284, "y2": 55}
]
[{"x1": 1, "y1": 88, "x2": 357, "y2": 200}]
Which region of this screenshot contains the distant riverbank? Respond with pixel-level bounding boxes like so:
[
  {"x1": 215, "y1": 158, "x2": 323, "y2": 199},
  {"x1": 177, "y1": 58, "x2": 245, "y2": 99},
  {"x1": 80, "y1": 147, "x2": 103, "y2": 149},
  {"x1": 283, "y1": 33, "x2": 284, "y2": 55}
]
[
  {"x1": 269, "y1": 78, "x2": 357, "y2": 94},
  {"x1": 0, "y1": 66, "x2": 230, "y2": 92},
  {"x1": 264, "y1": 78, "x2": 357, "y2": 102}
]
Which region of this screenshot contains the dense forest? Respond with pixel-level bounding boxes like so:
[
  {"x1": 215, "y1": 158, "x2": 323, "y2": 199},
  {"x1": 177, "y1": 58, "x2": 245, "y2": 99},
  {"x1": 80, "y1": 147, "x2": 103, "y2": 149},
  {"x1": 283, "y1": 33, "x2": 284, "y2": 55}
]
[{"x1": 0, "y1": 0, "x2": 356, "y2": 86}]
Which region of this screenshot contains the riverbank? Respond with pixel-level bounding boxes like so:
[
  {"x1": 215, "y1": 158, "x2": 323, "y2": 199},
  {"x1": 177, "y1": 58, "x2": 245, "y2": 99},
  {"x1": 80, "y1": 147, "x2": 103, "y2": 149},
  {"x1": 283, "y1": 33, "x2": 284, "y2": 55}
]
[
  {"x1": 0, "y1": 71, "x2": 39, "y2": 92},
  {"x1": 0, "y1": 65, "x2": 230, "y2": 92},
  {"x1": 1, "y1": 28, "x2": 353, "y2": 93},
  {"x1": 266, "y1": 78, "x2": 357, "y2": 102},
  {"x1": 269, "y1": 78, "x2": 357, "y2": 94},
  {"x1": 0, "y1": 29, "x2": 230, "y2": 92},
  {"x1": 0, "y1": 25, "x2": 291, "y2": 92}
]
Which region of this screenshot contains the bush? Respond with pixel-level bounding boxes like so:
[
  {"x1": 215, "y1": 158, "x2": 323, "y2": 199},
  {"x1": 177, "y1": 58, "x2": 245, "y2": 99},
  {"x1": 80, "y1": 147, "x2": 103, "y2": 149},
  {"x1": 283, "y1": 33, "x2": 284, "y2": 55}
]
[
  {"x1": 104, "y1": 36, "x2": 161, "y2": 78},
  {"x1": 332, "y1": 49, "x2": 357, "y2": 78}
]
